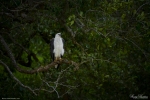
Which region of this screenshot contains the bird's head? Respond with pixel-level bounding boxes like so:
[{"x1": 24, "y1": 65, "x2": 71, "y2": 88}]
[{"x1": 55, "y1": 33, "x2": 61, "y2": 37}]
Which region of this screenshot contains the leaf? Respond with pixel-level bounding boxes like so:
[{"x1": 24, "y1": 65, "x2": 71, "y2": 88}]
[
  {"x1": 121, "y1": 14, "x2": 126, "y2": 19},
  {"x1": 80, "y1": 11, "x2": 83, "y2": 17},
  {"x1": 70, "y1": 20, "x2": 74, "y2": 26}
]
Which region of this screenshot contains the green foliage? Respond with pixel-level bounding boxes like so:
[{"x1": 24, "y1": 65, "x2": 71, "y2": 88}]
[{"x1": 0, "y1": 0, "x2": 150, "y2": 99}]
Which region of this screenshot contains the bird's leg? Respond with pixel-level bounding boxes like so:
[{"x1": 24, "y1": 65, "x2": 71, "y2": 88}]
[
  {"x1": 54, "y1": 57, "x2": 62, "y2": 62},
  {"x1": 54, "y1": 57, "x2": 61, "y2": 63},
  {"x1": 59, "y1": 57, "x2": 62, "y2": 61},
  {"x1": 54, "y1": 57, "x2": 58, "y2": 62}
]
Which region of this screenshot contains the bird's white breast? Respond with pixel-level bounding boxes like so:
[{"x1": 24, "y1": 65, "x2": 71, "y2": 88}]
[{"x1": 54, "y1": 35, "x2": 64, "y2": 57}]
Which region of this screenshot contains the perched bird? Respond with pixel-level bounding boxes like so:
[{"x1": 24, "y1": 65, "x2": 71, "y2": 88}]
[{"x1": 50, "y1": 33, "x2": 64, "y2": 68}]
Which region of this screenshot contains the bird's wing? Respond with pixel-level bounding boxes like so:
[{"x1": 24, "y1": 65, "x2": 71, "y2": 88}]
[
  {"x1": 50, "y1": 38, "x2": 55, "y2": 61},
  {"x1": 61, "y1": 38, "x2": 65, "y2": 57},
  {"x1": 62, "y1": 38, "x2": 65, "y2": 45}
]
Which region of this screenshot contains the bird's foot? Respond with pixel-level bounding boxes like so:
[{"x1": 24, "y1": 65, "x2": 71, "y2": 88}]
[
  {"x1": 54, "y1": 57, "x2": 62, "y2": 63},
  {"x1": 59, "y1": 57, "x2": 62, "y2": 61}
]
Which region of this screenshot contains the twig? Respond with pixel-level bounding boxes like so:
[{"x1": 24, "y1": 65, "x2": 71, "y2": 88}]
[
  {"x1": 39, "y1": 75, "x2": 60, "y2": 98},
  {"x1": 123, "y1": 37, "x2": 147, "y2": 57},
  {"x1": 79, "y1": 58, "x2": 115, "y2": 66}
]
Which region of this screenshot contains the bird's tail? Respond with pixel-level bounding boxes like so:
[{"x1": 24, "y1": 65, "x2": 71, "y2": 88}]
[{"x1": 55, "y1": 64, "x2": 60, "y2": 69}]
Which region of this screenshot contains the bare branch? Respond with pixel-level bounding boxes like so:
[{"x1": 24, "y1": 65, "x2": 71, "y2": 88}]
[
  {"x1": 39, "y1": 73, "x2": 60, "y2": 98},
  {"x1": 75, "y1": 18, "x2": 85, "y2": 34},
  {"x1": 123, "y1": 37, "x2": 147, "y2": 57},
  {"x1": 38, "y1": 65, "x2": 78, "y2": 98},
  {"x1": 135, "y1": 2, "x2": 150, "y2": 15},
  {"x1": 79, "y1": 58, "x2": 115, "y2": 66},
  {"x1": 64, "y1": 25, "x2": 87, "y2": 55},
  {"x1": 0, "y1": 60, "x2": 37, "y2": 95},
  {"x1": 34, "y1": 88, "x2": 54, "y2": 93},
  {"x1": 64, "y1": 24, "x2": 75, "y2": 37}
]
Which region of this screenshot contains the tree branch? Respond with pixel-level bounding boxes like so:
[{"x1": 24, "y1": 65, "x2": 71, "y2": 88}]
[
  {"x1": 0, "y1": 60, "x2": 37, "y2": 95},
  {"x1": 64, "y1": 24, "x2": 87, "y2": 55},
  {"x1": 64, "y1": 24, "x2": 75, "y2": 37}
]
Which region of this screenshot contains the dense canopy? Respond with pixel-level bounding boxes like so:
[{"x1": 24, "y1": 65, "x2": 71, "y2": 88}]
[{"x1": 0, "y1": 0, "x2": 150, "y2": 99}]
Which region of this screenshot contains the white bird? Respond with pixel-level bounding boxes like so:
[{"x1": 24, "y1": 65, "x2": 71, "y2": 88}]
[{"x1": 50, "y1": 33, "x2": 64, "y2": 68}]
